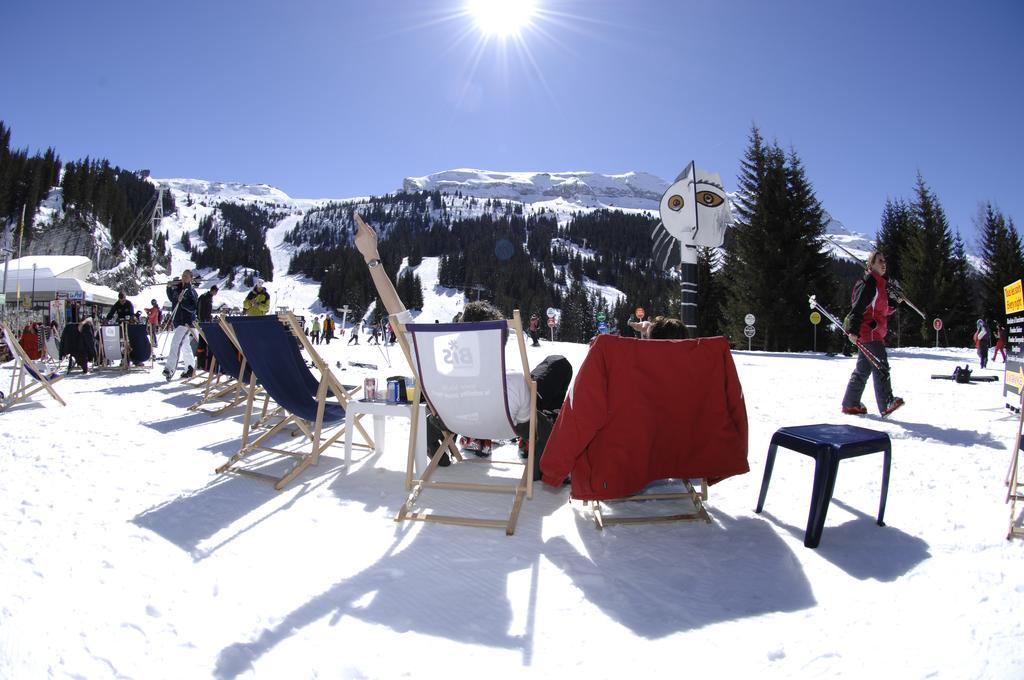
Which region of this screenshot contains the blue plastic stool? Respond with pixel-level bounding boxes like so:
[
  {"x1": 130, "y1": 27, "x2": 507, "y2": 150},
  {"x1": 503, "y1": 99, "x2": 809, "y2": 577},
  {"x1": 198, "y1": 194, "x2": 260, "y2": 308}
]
[{"x1": 755, "y1": 424, "x2": 891, "y2": 548}]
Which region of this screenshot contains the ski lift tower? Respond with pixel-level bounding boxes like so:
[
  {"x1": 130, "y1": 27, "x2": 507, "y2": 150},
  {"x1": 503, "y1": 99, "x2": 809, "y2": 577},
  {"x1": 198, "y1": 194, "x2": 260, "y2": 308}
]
[{"x1": 151, "y1": 186, "x2": 165, "y2": 273}]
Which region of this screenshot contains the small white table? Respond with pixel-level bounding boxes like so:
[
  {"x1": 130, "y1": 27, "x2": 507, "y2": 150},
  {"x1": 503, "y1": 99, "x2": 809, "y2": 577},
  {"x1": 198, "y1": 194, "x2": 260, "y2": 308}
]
[{"x1": 344, "y1": 399, "x2": 427, "y2": 473}]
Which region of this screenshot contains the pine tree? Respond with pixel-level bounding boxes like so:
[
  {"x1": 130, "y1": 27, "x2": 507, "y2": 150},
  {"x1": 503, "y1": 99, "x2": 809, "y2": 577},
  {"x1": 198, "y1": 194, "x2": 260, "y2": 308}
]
[
  {"x1": 978, "y1": 203, "x2": 1024, "y2": 323},
  {"x1": 721, "y1": 127, "x2": 834, "y2": 350},
  {"x1": 901, "y1": 173, "x2": 955, "y2": 344},
  {"x1": 943, "y1": 230, "x2": 974, "y2": 346}
]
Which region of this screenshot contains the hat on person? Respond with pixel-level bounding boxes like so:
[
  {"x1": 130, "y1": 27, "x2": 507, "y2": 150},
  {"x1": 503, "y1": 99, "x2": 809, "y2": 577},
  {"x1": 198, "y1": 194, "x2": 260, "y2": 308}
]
[
  {"x1": 255, "y1": 278, "x2": 264, "y2": 287},
  {"x1": 210, "y1": 285, "x2": 219, "y2": 293}
]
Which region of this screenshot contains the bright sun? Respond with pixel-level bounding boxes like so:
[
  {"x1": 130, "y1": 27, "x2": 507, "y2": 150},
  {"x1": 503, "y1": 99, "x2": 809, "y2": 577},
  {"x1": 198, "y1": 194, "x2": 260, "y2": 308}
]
[{"x1": 466, "y1": 0, "x2": 537, "y2": 38}]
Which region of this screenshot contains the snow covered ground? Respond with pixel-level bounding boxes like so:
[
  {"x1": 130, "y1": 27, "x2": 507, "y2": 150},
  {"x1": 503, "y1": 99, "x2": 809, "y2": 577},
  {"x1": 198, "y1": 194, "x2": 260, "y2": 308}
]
[{"x1": 2, "y1": 329, "x2": 1022, "y2": 678}]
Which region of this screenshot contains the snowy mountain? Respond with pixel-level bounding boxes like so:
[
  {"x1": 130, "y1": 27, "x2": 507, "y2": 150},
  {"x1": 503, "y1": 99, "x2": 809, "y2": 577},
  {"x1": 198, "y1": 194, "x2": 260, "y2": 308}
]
[{"x1": 403, "y1": 168, "x2": 668, "y2": 211}]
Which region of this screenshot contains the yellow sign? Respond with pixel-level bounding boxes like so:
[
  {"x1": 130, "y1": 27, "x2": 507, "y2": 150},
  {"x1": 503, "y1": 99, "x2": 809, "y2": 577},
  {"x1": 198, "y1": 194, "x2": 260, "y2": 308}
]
[
  {"x1": 1005, "y1": 280, "x2": 1023, "y2": 314},
  {"x1": 810, "y1": 311, "x2": 821, "y2": 325},
  {"x1": 1006, "y1": 365, "x2": 1024, "y2": 393}
]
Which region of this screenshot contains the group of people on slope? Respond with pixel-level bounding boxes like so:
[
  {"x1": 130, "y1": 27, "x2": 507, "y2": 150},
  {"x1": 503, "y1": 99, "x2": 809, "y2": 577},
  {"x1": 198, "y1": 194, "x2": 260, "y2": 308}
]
[
  {"x1": 974, "y1": 318, "x2": 1006, "y2": 370},
  {"x1": 308, "y1": 315, "x2": 336, "y2": 345},
  {"x1": 161, "y1": 274, "x2": 267, "y2": 380}
]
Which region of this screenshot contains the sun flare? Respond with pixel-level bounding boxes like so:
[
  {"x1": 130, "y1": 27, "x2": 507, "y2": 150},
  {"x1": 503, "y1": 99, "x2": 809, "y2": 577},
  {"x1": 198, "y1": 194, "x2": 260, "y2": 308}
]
[{"x1": 466, "y1": 0, "x2": 538, "y2": 38}]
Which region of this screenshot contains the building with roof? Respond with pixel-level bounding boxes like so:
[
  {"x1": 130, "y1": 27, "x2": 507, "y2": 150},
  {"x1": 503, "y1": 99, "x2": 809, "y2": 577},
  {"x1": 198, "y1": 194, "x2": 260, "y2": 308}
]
[{"x1": 1, "y1": 256, "x2": 119, "y2": 307}]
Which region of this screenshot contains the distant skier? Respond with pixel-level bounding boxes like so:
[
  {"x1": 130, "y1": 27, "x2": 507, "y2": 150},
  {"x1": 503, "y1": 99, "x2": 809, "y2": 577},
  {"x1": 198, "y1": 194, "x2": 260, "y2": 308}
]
[
  {"x1": 348, "y1": 320, "x2": 361, "y2": 345},
  {"x1": 311, "y1": 316, "x2": 321, "y2": 345},
  {"x1": 528, "y1": 314, "x2": 541, "y2": 347},
  {"x1": 992, "y1": 321, "x2": 1006, "y2": 363},
  {"x1": 840, "y1": 251, "x2": 904, "y2": 417},
  {"x1": 146, "y1": 299, "x2": 161, "y2": 345},
  {"x1": 243, "y1": 278, "x2": 270, "y2": 316},
  {"x1": 974, "y1": 319, "x2": 990, "y2": 369}
]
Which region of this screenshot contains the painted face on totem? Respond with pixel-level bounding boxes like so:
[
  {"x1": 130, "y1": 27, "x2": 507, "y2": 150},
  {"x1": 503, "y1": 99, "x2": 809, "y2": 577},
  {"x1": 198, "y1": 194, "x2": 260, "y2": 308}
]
[{"x1": 651, "y1": 162, "x2": 733, "y2": 269}]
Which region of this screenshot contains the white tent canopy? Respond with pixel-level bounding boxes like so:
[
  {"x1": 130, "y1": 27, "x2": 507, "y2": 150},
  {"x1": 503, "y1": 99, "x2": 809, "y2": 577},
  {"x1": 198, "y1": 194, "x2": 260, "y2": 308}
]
[{"x1": 1, "y1": 256, "x2": 119, "y2": 306}]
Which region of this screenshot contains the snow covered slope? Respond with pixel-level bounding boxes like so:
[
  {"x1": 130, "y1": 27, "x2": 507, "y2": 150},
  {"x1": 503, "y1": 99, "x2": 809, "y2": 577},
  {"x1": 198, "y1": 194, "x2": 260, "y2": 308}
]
[{"x1": 403, "y1": 168, "x2": 668, "y2": 211}]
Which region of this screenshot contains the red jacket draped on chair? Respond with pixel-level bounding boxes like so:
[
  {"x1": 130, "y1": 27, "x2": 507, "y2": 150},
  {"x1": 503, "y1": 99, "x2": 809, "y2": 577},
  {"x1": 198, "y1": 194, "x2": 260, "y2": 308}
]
[{"x1": 540, "y1": 334, "x2": 749, "y2": 500}]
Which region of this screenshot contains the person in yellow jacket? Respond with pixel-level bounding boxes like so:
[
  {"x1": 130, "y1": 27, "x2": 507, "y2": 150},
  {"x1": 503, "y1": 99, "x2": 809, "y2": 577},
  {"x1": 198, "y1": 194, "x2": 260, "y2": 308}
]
[{"x1": 243, "y1": 278, "x2": 271, "y2": 316}]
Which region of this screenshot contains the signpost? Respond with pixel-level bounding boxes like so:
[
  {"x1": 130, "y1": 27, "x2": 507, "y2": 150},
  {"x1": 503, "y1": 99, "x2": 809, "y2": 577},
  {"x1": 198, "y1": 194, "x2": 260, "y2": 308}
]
[
  {"x1": 744, "y1": 313, "x2": 755, "y2": 326},
  {"x1": 339, "y1": 304, "x2": 351, "y2": 337},
  {"x1": 547, "y1": 315, "x2": 555, "y2": 341},
  {"x1": 810, "y1": 311, "x2": 821, "y2": 352},
  {"x1": 743, "y1": 324, "x2": 755, "y2": 351},
  {"x1": 933, "y1": 317, "x2": 942, "y2": 348}
]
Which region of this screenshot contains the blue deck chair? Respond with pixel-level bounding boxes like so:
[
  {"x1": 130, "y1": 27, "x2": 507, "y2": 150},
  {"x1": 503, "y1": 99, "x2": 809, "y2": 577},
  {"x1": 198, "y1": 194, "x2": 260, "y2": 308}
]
[
  {"x1": 390, "y1": 310, "x2": 537, "y2": 535},
  {"x1": 124, "y1": 322, "x2": 154, "y2": 369},
  {"x1": 188, "y1": 321, "x2": 259, "y2": 414},
  {"x1": 216, "y1": 313, "x2": 371, "y2": 490},
  {"x1": 2, "y1": 323, "x2": 66, "y2": 411}
]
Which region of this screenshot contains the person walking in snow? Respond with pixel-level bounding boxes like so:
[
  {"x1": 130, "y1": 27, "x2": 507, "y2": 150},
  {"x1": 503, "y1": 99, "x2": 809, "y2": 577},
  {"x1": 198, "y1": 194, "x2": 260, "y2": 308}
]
[
  {"x1": 974, "y1": 319, "x2": 990, "y2": 369},
  {"x1": 992, "y1": 321, "x2": 1006, "y2": 363},
  {"x1": 243, "y1": 278, "x2": 270, "y2": 316},
  {"x1": 146, "y1": 299, "x2": 161, "y2": 345},
  {"x1": 163, "y1": 269, "x2": 199, "y2": 380},
  {"x1": 323, "y1": 316, "x2": 335, "y2": 344},
  {"x1": 311, "y1": 316, "x2": 321, "y2": 345},
  {"x1": 348, "y1": 320, "x2": 361, "y2": 345},
  {"x1": 528, "y1": 314, "x2": 541, "y2": 347},
  {"x1": 841, "y1": 251, "x2": 904, "y2": 417}
]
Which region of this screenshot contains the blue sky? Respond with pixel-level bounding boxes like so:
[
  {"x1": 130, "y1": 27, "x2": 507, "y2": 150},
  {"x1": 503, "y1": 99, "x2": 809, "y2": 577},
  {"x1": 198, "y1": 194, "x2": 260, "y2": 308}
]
[{"x1": 1, "y1": 0, "x2": 1021, "y2": 247}]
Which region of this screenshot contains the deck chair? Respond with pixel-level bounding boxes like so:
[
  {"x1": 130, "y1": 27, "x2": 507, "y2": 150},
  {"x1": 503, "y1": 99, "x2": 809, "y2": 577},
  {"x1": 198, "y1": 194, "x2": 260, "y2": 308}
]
[
  {"x1": 189, "y1": 321, "x2": 261, "y2": 415},
  {"x1": 124, "y1": 322, "x2": 154, "y2": 370},
  {"x1": 98, "y1": 323, "x2": 125, "y2": 369},
  {"x1": 540, "y1": 334, "x2": 749, "y2": 529},
  {"x1": 392, "y1": 311, "x2": 537, "y2": 535},
  {"x1": 216, "y1": 313, "x2": 371, "y2": 490},
  {"x1": 42, "y1": 328, "x2": 63, "y2": 370},
  {"x1": 1, "y1": 323, "x2": 66, "y2": 411}
]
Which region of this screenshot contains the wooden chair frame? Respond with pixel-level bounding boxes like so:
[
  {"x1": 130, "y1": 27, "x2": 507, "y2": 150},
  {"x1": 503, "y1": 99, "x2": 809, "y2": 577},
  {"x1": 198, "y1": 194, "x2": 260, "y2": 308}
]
[
  {"x1": 188, "y1": 322, "x2": 252, "y2": 415},
  {"x1": 215, "y1": 313, "x2": 372, "y2": 490},
  {"x1": 580, "y1": 479, "x2": 710, "y2": 530},
  {"x1": 391, "y1": 310, "x2": 537, "y2": 535},
  {"x1": 1, "y1": 322, "x2": 66, "y2": 411}
]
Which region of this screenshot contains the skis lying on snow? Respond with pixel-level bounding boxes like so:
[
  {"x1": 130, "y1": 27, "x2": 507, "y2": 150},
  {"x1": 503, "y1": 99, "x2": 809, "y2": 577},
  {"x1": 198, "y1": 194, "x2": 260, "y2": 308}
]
[
  {"x1": 809, "y1": 295, "x2": 888, "y2": 374},
  {"x1": 931, "y1": 364, "x2": 1000, "y2": 383},
  {"x1": 348, "y1": 361, "x2": 378, "y2": 370}
]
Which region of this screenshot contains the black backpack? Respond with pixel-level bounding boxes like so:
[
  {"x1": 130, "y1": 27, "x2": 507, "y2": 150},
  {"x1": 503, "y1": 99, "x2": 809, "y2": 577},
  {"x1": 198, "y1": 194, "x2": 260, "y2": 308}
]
[{"x1": 953, "y1": 365, "x2": 972, "y2": 384}]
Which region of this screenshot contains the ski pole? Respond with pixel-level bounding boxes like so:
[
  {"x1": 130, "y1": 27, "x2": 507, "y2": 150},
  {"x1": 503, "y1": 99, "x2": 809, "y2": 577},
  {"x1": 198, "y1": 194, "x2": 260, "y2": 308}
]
[
  {"x1": 824, "y1": 236, "x2": 926, "y2": 320},
  {"x1": 809, "y1": 295, "x2": 888, "y2": 374}
]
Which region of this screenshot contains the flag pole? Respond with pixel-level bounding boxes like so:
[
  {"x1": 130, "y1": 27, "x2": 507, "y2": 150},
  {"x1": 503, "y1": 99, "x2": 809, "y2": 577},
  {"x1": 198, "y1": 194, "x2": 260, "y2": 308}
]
[
  {"x1": 680, "y1": 160, "x2": 698, "y2": 335},
  {"x1": 14, "y1": 204, "x2": 25, "y2": 303}
]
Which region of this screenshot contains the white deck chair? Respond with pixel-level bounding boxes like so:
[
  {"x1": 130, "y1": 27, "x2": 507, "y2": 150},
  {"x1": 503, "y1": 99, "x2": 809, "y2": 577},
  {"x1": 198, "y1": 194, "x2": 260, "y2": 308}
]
[
  {"x1": 98, "y1": 323, "x2": 125, "y2": 369},
  {"x1": 1, "y1": 323, "x2": 66, "y2": 411},
  {"x1": 43, "y1": 329, "x2": 63, "y2": 370},
  {"x1": 392, "y1": 311, "x2": 537, "y2": 535}
]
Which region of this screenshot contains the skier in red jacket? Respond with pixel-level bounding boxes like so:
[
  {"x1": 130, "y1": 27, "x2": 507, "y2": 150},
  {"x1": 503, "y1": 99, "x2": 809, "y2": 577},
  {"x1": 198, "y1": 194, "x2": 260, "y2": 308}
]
[{"x1": 841, "y1": 251, "x2": 904, "y2": 417}]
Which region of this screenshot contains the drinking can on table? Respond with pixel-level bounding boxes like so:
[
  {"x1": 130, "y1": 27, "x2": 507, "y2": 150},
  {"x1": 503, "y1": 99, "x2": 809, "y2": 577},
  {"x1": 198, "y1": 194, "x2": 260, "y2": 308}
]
[
  {"x1": 386, "y1": 378, "x2": 400, "y2": 403},
  {"x1": 363, "y1": 377, "x2": 376, "y2": 400}
]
